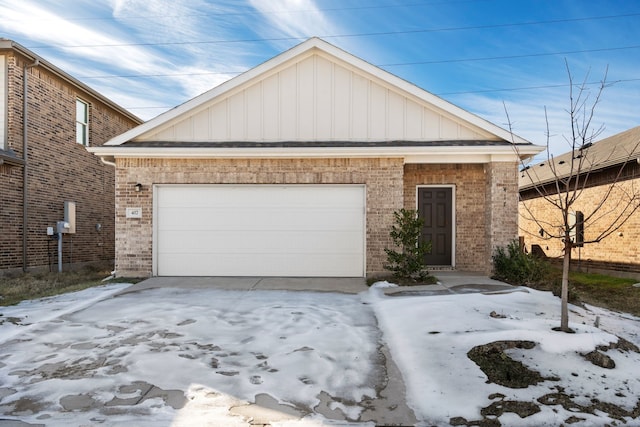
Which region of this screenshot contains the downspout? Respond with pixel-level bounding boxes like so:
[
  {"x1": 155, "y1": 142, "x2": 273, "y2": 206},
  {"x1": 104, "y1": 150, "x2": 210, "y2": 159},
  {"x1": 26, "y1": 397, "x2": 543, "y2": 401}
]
[
  {"x1": 22, "y1": 58, "x2": 39, "y2": 272},
  {"x1": 99, "y1": 156, "x2": 116, "y2": 167}
]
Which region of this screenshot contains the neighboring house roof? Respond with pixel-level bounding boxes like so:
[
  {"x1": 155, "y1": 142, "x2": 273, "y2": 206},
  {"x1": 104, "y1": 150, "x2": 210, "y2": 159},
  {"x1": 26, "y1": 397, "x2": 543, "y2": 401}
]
[
  {"x1": 90, "y1": 37, "x2": 543, "y2": 162},
  {"x1": 0, "y1": 39, "x2": 142, "y2": 125},
  {"x1": 520, "y1": 126, "x2": 640, "y2": 191}
]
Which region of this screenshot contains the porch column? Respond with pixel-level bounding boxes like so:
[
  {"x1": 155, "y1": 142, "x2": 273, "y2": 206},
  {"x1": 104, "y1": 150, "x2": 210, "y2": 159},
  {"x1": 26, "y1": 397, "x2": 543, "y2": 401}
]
[{"x1": 484, "y1": 161, "x2": 519, "y2": 274}]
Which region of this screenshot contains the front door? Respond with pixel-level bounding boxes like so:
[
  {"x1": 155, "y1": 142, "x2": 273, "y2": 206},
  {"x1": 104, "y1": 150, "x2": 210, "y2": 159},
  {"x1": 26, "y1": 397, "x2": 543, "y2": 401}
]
[{"x1": 418, "y1": 187, "x2": 453, "y2": 266}]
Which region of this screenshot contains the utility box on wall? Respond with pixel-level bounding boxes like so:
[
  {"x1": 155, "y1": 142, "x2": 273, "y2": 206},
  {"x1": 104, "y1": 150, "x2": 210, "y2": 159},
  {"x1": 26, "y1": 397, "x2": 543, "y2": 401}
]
[{"x1": 64, "y1": 201, "x2": 76, "y2": 234}]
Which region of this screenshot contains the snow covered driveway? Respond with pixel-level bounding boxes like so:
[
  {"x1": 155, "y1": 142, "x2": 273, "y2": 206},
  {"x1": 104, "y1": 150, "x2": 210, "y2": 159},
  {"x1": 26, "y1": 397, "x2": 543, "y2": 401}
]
[
  {"x1": 2, "y1": 281, "x2": 640, "y2": 426},
  {"x1": 0, "y1": 285, "x2": 395, "y2": 426}
]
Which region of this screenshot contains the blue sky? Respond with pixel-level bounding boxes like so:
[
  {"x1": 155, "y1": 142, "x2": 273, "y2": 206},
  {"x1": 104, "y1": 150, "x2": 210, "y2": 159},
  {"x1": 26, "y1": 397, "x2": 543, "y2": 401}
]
[{"x1": 1, "y1": 0, "x2": 638, "y2": 158}]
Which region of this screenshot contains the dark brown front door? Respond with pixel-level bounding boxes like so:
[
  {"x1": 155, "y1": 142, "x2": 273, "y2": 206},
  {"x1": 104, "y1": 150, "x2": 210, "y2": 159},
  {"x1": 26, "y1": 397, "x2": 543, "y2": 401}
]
[{"x1": 418, "y1": 187, "x2": 453, "y2": 266}]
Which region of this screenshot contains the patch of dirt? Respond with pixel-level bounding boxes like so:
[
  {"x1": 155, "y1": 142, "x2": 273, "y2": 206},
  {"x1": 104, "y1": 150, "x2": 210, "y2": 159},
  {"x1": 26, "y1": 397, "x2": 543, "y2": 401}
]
[
  {"x1": 0, "y1": 315, "x2": 26, "y2": 326},
  {"x1": 480, "y1": 398, "x2": 541, "y2": 418},
  {"x1": 538, "y1": 391, "x2": 640, "y2": 421},
  {"x1": 582, "y1": 335, "x2": 640, "y2": 370},
  {"x1": 456, "y1": 337, "x2": 640, "y2": 426},
  {"x1": 582, "y1": 350, "x2": 615, "y2": 368},
  {"x1": 599, "y1": 336, "x2": 640, "y2": 353},
  {"x1": 467, "y1": 340, "x2": 557, "y2": 388},
  {"x1": 449, "y1": 416, "x2": 501, "y2": 426}
]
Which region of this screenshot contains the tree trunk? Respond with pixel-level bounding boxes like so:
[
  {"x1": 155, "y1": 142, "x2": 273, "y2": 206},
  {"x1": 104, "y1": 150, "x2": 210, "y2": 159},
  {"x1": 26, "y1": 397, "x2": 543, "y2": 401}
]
[{"x1": 560, "y1": 240, "x2": 571, "y2": 332}]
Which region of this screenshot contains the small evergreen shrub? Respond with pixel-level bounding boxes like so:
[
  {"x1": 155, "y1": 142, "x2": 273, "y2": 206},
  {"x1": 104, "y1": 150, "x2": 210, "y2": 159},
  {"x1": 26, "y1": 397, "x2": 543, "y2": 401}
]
[
  {"x1": 492, "y1": 240, "x2": 549, "y2": 286},
  {"x1": 384, "y1": 209, "x2": 432, "y2": 282}
]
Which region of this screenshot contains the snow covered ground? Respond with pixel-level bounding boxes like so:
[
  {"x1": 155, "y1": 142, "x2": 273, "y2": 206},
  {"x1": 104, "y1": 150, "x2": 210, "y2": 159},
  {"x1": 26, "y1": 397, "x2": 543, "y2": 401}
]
[
  {"x1": 369, "y1": 284, "x2": 640, "y2": 426},
  {"x1": 1, "y1": 281, "x2": 639, "y2": 426}
]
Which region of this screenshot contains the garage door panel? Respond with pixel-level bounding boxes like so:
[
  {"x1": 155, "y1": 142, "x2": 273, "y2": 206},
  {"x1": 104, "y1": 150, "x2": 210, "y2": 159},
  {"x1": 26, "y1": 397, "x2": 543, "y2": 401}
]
[
  {"x1": 158, "y1": 230, "x2": 364, "y2": 253},
  {"x1": 158, "y1": 185, "x2": 362, "y2": 207},
  {"x1": 158, "y1": 207, "x2": 363, "y2": 231},
  {"x1": 155, "y1": 185, "x2": 365, "y2": 277},
  {"x1": 161, "y1": 253, "x2": 363, "y2": 277}
]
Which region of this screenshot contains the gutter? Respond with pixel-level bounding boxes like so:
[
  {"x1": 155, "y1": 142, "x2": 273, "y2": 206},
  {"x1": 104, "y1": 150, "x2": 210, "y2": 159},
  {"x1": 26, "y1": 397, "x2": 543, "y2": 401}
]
[
  {"x1": 88, "y1": 143, "x2": 544, "y2": 157},
  {"x1": 88, "y1": 143, "x2": 544, "y2": 164}
]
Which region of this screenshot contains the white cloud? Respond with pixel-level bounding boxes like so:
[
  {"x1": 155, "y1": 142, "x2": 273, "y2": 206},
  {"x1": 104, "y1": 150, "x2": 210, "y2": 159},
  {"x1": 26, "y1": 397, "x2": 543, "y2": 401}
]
[
  {"x1": 0, "y1": 1, "x2": 175, "y2": 73},
  {"x1": 449, "y1": 76, "x2": 639, "y2": 162},
  {"x1": 1, "y1": 0, "x2": 636, "y2": 136},
  {"x1": 0, "y1": 0, "x2": 265, "y2": 119},
  {"x1": 248, "y1": 0, "x2": 336, "y2": 40}
]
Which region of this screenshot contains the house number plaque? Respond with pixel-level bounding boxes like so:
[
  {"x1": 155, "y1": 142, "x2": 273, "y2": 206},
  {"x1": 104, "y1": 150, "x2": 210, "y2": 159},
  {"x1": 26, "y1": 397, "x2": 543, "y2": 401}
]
[{"x1": 126, "y1": 207, "x2": 142, "y2": 218}]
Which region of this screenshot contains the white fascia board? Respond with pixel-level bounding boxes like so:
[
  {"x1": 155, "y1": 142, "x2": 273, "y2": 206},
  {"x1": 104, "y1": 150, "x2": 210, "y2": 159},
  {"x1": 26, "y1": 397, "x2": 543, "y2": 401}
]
[{"x1": 88, "y1": 144, "x2": 542, "y2": 163}]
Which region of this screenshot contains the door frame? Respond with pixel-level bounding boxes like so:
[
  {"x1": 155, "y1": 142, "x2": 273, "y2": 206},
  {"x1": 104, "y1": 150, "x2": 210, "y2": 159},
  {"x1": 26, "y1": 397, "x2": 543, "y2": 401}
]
[{"x1": 415, "y1": 185, "x2": 456, "y2": 267}]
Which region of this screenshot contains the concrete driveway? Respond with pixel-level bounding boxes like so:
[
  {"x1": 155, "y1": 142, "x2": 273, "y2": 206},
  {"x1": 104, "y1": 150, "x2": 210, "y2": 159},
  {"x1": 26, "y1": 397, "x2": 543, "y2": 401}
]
[
  {"x1": 0, "y1": 272, "x2": 513, "y2": 426},
  {"x1": 120, "y1": 271, "x2": 512, "y2": 295}
]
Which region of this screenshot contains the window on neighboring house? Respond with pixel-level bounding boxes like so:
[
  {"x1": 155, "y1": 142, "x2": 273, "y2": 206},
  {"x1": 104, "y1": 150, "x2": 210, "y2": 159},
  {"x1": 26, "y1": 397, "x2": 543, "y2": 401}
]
[{"x1": 75, "y1": 99, "x2": 88, "y2": 146}]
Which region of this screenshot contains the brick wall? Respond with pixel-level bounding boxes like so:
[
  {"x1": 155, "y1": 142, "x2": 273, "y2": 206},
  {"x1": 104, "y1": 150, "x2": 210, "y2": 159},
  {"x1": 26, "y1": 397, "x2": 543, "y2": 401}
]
[
  {"x1": 404, "y1": 163, "x2": 489, "y2": 271},
  {"x1": 0, "y1": 52, "x2": 139, "y2": 272},
  {"x1": 485, "y1": 162, "x2": 519, "y2": 271},
  {"x1": 0, "y1": 163, "x2": 23, "y2": 268},
  {"x1": 519, "y1": 177, "x2": 640, "y2": 268},
  {"x1": 114, "y1": 157, "x2": 405, "y2": 277}
]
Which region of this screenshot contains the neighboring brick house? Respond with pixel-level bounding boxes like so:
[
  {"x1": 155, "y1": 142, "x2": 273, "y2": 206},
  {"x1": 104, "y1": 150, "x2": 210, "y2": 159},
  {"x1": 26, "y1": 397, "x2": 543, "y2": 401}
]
[
  {"x1": 90, "y1": 38, "x2": 543, "y2": 279},
  {"x1": 0, "y1": 39, "x2": 142, "y2": 274},
  {"x1": 519, "y1": 126, "x2": 640, "y2": 277}
]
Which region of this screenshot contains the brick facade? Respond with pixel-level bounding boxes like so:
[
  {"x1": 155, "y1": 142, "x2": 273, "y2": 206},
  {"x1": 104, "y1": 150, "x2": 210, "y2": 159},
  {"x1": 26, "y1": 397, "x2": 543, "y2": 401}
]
[
  {"x1": 404, "y1": 162, "x2": 518, "y2": 273},
  {"x1": 0, "y1": 48, "x2": 140, "y2": 273},
  {"x1": 520, "y1": 177, "x2": 640, "y2": 273},
  {"x1": 114, "y1": 158, "x2": 519, "y2": 277},
  {"x1": 485, "y1": 162, "x2": 520, "y2": 268},
  {"x1": 114, "y1": 157, "x2": 405, "y2": 277}
]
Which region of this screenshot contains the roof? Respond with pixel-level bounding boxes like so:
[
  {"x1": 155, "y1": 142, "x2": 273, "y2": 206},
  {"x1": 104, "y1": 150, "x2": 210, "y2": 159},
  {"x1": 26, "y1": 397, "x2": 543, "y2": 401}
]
[
  {"x1": 89, "y1": 37, "x2": 543, "y2": 162},
  {"x1": 519, "y1": 126, "x2": 640, "y2": 190},
  {"x1": 0, "y1": 39, "x2": 142, "y2": 125}
]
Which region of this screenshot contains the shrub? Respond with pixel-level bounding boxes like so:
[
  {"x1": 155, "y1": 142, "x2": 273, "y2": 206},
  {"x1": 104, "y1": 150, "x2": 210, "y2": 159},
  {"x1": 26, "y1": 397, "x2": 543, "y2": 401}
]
[
  {"x1": 492, "y1": 240, "x2": 549, "y2": 286},
  {"x1": 384, "y1": 209, "x2": 432, "y2": 282}
]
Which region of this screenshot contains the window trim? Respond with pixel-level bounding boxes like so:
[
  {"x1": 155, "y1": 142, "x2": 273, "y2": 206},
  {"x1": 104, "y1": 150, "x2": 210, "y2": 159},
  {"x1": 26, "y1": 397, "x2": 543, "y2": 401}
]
[{"x1": 75, "y1": 98, "x2": 89, "y2": 146}]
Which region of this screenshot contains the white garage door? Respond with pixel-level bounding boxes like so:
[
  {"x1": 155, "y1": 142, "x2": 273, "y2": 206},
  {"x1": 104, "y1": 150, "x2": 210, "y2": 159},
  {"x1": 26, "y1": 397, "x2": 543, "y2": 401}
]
[{"x1": 154, "y1": 185, "x2": 365, "y2": 277}]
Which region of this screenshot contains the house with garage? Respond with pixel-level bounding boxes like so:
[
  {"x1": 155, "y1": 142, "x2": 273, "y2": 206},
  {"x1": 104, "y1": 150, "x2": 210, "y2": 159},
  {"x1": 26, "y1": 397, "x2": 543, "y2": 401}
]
[
  {"x1": 520, "y1": 126, "x2": 640, "y2": 277},
  {"x1": 0, "y1": 39, "x2": 142, "y2": 274},
  {"x1": 89, "y1": 37, "x2": 543, "y2": 278}
]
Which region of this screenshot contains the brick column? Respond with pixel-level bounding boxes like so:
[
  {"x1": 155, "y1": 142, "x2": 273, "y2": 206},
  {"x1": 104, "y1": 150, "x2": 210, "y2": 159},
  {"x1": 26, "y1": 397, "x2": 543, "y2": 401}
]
[
  {"x1": 114, "y1": 159, "x2": 153, "y2": 277},
  {"x1": 484, "y1": 161, "x2": 519, "y2": 274},
  {"x1": 365, "y1": 158, "x2": 405, "y2": 277}
]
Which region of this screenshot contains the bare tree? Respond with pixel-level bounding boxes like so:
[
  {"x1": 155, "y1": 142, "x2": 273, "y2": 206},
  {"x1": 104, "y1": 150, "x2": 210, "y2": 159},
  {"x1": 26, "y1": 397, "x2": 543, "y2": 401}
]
[{"x1": 514, "y1": 62, "x2": 640, "y2": 332}]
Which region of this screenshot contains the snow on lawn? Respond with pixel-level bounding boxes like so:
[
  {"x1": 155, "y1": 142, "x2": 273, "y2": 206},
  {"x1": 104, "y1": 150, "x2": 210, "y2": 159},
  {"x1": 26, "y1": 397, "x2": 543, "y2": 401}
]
[
  {"x1": 368, "y1": 285, "x2": 640, "y2": 426},
  {"x1": 1, "y1": 282, "x2": 639, "y2": 426}
]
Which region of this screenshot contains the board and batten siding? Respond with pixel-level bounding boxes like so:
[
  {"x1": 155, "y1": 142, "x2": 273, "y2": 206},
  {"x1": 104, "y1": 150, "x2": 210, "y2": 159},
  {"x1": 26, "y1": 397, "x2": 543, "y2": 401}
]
[{"x1": 139, "y1": 51, "x2": 491, "y2": 143}]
